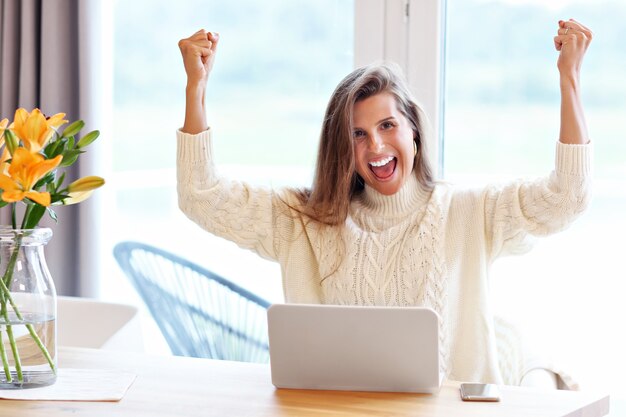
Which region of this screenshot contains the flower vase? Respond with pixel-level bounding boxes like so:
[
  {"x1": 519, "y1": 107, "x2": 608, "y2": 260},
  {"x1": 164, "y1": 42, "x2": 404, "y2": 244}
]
[{"x1": 0, "y1": 227, "x2": 56, "y2": 389}]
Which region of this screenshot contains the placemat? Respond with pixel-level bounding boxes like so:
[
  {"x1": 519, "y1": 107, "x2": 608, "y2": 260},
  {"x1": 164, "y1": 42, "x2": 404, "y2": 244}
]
[{"x1": 0, "y1": 368, "x2": 136, "y2": 401}]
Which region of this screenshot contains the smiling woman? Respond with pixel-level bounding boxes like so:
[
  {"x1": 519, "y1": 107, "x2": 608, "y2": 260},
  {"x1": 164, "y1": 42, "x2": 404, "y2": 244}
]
[
  {"x1": 176, "y1": 10, "x2": 593, "y2": 386},
  {"x1": 353, "y1": 93, "x2": 419, "y2": 196},
  {"x1": 288, "y1": 64, "x2": 435, "y2": 225},
  {"x1": 108, "y1": 0, "x2": 605, "y2": 395}
]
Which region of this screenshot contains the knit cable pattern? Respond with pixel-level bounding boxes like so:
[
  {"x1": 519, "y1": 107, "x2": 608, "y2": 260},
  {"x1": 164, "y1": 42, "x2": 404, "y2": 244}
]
[
  {"x1": 322, "y1": 186, "x2": 450, "y2": 376},
  {"x1": 178, "y1": 129, "x2": 592, "y2": 386}
]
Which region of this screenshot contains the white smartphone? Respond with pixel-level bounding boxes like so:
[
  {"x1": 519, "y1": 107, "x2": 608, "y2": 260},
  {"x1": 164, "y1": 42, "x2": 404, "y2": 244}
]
[{"x1": 459, "y1": 383, "x2": 501, "y2": 402}]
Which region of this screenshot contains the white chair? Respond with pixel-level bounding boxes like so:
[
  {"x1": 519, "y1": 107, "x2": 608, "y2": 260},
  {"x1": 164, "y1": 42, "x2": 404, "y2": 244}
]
[{"x1": 57, "y1": 296, "x2": 144, "y2": 352}]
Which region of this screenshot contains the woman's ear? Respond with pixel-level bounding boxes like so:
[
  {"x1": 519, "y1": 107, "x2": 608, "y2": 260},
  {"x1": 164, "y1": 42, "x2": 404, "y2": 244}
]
[{"x1": 413, "y1": 139, "x2": 418, "y2": 157}]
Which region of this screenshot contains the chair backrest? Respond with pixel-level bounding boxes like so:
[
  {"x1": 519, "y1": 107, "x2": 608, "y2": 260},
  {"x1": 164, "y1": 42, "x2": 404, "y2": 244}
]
[
  {"x1": 113, "y1": 241, "x2": 271, "y2": 363},
  {"x1": 57, "y1": 296, "x2": 144, "y2": 352}
]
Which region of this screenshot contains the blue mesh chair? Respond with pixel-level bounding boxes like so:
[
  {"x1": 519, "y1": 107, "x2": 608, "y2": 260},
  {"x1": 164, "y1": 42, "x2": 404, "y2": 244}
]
[{"x1": 113, "y1": 241, "x2": 270, "y2": 363}]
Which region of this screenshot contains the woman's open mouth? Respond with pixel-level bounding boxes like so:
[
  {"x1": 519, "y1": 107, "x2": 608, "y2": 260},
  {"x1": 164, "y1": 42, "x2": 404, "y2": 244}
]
[{"x1": 369, "y1": 156, "x2": 397, "y2": 180}]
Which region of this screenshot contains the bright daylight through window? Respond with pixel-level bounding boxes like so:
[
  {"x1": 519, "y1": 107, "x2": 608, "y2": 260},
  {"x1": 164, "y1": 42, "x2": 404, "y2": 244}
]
[{"x1": 445, "y1": 0, "x2": 625, "y2": 406}]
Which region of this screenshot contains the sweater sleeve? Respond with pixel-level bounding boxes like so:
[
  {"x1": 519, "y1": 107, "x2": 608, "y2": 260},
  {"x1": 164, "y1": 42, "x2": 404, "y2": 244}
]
[
  {"x1": 176, "y1": 128, "x2": 278, "y2": 261},
  {"x1": 484, "y1": 141, "x2": 592, "y2": 260}
]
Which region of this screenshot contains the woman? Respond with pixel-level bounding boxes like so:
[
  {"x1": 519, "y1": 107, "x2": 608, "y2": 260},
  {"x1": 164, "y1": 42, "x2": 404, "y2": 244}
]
[{"x1": 176, "y1": 19, "x2": 592, "y2": 387}]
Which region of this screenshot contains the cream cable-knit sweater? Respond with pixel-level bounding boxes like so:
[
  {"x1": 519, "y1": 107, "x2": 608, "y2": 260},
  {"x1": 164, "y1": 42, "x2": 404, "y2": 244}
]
[{"x1": 177, "y1": 128, "x2": 592, "y2": 385}]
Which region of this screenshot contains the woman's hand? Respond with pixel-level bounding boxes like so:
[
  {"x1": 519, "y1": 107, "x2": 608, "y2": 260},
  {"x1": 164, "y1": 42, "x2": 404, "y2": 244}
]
[
  {"x1": 554, "y1": 19, "x2": 592, "y2": 82},
  {"x1": 178, "y1": 29, "x2": 220, "y2": 89},
  {"x1": 179, "y1": 29, "x2": 219, "y2": 134}
]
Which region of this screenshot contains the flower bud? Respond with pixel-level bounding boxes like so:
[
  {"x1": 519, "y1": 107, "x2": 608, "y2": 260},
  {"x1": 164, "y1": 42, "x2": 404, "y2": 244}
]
[
  {"x1": 3, "y1": 129, "x2": 18, "y2": 156},
  {"x1": 63, "y1": 190, "x2": 94, "y2": 205},
  {"x1": 67, "y1": 176, "x2": 105, "y2": 193}
]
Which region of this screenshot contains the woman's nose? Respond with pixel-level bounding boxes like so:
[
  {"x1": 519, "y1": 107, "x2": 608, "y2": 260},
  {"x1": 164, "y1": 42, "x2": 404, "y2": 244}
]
[{"x1": 368, "y1": 133, "x2": 384, "y2": 151}]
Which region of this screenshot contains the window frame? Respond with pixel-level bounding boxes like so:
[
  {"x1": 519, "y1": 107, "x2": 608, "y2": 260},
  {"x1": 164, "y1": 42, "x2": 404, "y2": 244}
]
[{"x1": 355, "y1": 0, "x2": 446, "y2": 176}]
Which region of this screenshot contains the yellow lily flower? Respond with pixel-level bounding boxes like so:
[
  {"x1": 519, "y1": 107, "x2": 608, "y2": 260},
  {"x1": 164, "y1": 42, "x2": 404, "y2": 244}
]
[
  {"x1": 0, "y1": 148, "x2": 10, "y2": 176},
  {"x1": 0, "y1": 118, "x2": 7, "y2": 137},
  {"x1": 0, "y1": 147, "x2": 63, "y2": 206},
  {"x1": 10, "y1": 108, "x2": 68, "y2": 153}
]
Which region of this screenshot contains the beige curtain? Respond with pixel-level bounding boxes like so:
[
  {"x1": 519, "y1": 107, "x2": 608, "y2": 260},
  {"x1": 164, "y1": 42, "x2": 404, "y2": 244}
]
[{"x1": 0, "y1": 0, "x2": 109, "y2": 297}]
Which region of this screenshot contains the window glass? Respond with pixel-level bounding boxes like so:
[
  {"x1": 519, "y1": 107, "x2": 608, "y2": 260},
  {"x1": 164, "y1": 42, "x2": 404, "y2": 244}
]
[
  {"x1": 445, "y1": 0, "x2": 624, "y2": 402},
  {"x1": 110, "y1": 0, "x2": 354, "y2": 309}
]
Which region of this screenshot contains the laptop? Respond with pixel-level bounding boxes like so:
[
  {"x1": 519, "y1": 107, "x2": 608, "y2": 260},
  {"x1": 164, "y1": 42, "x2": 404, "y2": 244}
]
[{"x1": 267, "y1": 303, "x2": 442, "y2": 393}]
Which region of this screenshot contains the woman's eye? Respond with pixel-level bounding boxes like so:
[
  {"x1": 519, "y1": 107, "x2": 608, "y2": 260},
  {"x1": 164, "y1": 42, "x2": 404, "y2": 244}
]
[
  {"x1": 353, "y1": 130, "x2": 365, "y2": 139},
  {"x1": 381, "y1": 121, "x2": 395, "y2": 129}
]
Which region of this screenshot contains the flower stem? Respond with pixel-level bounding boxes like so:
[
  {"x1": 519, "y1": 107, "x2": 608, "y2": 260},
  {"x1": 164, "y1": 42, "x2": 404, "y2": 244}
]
[
  {"x1": 1, "y1": 239, "x2": 24, "y2": 381},
  {"x1": 26, "y1": 323, "x2": 55, "y2": 372},
  {"x1": 0, "y1": 284, "x2": 24, "y2": 382},
  {"x1": 0, "y1": 237, "x2": 57, "y2": 383},
  {"x1": 1, "y1": 234, "x2": 20, "y2": 291},
  {"x1": 10, "y1": 204, "x2": 16, "y2": 230},
  {"x1": 3, "y1": 318, "x2": 22, "y2": 381},
  {"x1": 20, "y1": 205, "x2": 33, "y2": 230},
  {"x1": 0, "y1": 329, "x2": 12, "y2": 382},
  {"x1": 0, "y1": 277, "x2": 56, "y2": 376},
  {"x1": 0, "y1": 236, "x2": 24, "y2": 382}
]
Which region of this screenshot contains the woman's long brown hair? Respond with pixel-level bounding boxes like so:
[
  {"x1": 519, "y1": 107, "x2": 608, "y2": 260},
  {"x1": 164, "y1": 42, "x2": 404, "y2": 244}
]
[{"x1": 290, "y1": 63, "x2": 435, "y2": 226}]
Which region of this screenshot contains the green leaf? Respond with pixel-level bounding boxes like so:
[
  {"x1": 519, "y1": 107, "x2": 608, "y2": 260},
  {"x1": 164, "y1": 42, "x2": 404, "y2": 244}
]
[
  {"x1": 61, "y1": 120, "x2": 85, "y2": 138},
  {"x1": 34, "y1": 171, "x2": 56, "y2": 189},
  {"x1": 55, "y1": 172, "x2": 66, "y2": 190},
  {"x1": 59, "y1": 150, "x2": 81, "y2": 167},
  {"x1": 77, "y1": 130, "x2": 100, "y2": 148},
  {"x1": 46, "y1": 137, "x2": 67, "y2": 158},
  {"x1": 46, "y1": 207, "x2": 58, "y2": 223},
  {"x1": 44, "y1": 139, "x2": 60, "y2": 158},
  {"x1": 50, "y1": 193, "x2": 70, "y2": 203},
  {"x1": 67, "y1": 136, "x2": 75, "y2": 150},
  {"x1": 0, "y1": 201, "x2": 8, "y2": 208},
  {"x1": 23, "y1": 205, "x2": 46, "y2": 229}
]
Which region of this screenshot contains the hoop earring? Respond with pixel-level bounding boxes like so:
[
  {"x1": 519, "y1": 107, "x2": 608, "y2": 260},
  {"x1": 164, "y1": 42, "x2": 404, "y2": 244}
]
[{"x1": 355, "y1": 174, "x2": 365, "y2": 187}]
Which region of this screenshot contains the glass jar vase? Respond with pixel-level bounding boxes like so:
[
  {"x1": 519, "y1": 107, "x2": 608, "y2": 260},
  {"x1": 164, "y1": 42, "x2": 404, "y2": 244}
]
[{"x1": 0, "y1": 227, "x2": 56, "y2": 389}]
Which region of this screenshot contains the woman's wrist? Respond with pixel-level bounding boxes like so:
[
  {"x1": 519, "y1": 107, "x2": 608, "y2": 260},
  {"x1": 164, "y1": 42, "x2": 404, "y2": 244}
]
[
  {"x1": 559, "y1": 70, "x2": 580, "y2": 91},
  {"x1": 181, "y1": 81, "x2": 208, "y2": 134},
  {"x1": 186, "y1": 82, "x2": 206, "y2": 100}
]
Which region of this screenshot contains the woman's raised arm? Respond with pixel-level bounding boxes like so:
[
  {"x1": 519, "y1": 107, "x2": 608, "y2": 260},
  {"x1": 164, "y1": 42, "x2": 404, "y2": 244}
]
[
  {"x1": 178, "y1": 29, "x2": 220, "y2": 134},
  {"x1": 554, "y1": 19, "x2": 593, "y2": 144}
]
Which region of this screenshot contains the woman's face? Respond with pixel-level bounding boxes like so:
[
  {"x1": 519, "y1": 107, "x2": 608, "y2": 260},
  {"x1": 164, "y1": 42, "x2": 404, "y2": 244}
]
[{"x1": 352, "y1": 92, "x2": 415, "y2": 196}]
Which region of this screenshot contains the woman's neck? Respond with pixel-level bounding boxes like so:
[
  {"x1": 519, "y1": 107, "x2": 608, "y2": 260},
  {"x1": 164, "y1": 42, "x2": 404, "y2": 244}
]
[{"x1": 355, "y1": 174, "x2": 432, "y2": 218}]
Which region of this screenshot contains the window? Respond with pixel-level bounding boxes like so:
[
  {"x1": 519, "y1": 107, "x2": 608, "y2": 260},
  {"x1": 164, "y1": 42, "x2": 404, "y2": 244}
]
[
  {"x1": 109, "y1": 0, "x2": 354, "y2": 307},
  {"x1": 445, "y1": 0, "x2": 624, "y2": 404}
]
